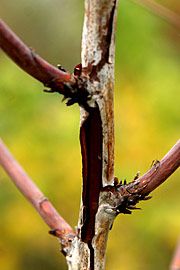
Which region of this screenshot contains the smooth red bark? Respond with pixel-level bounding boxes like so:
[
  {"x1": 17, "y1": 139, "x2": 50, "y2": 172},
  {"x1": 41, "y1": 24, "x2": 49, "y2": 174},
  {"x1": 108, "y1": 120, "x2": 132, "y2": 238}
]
[
  {"x1": 0, "y1": 139, "x2": 75, "y2": 246},
  {"x1": 0, "y1": 19, "x2": 75, "y2": 93},
  {"x1": 137, "y1": 139, "x2": 180, "y2": 196}
]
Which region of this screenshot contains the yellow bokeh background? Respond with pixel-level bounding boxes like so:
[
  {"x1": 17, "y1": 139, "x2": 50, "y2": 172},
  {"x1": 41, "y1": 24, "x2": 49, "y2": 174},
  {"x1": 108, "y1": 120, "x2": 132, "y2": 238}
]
[{"x1": 0, "y1": 0, "x2": 180, "y2": 269}]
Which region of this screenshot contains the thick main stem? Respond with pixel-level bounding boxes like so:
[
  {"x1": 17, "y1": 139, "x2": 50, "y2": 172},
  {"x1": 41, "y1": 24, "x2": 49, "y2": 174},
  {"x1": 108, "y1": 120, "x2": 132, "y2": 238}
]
[
  {"x1": 81, "y1": 0, "x2": 118, "y2": 186},
  {"x1": 66, "y1": 1, "x2": 119, "y2": 269},
  {"x1": 80, "y1": 0, "x2": 118, "y2": 266}
]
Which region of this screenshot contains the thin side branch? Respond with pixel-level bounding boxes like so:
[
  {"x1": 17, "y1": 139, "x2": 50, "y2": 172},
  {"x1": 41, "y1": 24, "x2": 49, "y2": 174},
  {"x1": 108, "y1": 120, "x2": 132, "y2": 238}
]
[
  {"x1": 170, "y1": 236, "x2": 180, "y2": 270},
  {"x1": 131, "y1": 0, "x2": 180, "y2": 29},
  {"x1": 109, "y1": 139, "x2": 180, "y2": 215},
  {"x1": 0, "y1": 139, "x2": 75, "y2": 249},
  {"x1": 0, "y1": 18, "x2": 91, "y2": 108},
  {"x1": 137, "y1": 138, "x2": 180, "y2": 196},
  {"x1": 0, "y1": 19, "x2": 76, "y2": 94}
]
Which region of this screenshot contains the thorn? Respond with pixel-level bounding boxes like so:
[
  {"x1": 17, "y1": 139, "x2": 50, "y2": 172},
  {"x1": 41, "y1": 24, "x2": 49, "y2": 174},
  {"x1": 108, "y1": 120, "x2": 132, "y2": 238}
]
[
  {"x1": 154, "y1": 160, "x2": 160, "y2": 170},
  {"x1": 57, "y1": 64, "x2": 67, "y2": 72},
  {"x1": 49, "y1": 229, "x2": 57, "y2": 237},
  {"x1": 74, "y1": 63, "x2": 82, "y2": 76},
  {"x1": 123, "y1": 209, "x2": 132, "y2": 214},
  {"x1": 124, "y1": 179, "x2": 127, "y2": 185},
  {"x1": 43, "y1": 89, "x2": 55, "y2": 93},
  {"x1": 66, "y1": 98, "x2": 76, "y2": 106},
  {"x1": 114, "y1": 177, "x2": 119, "y2": 187},
  {"x1": 143, "y1": 195, "x2": 152, "y2": 201},
  {"x1": 61, "y1": 96, "x2": 67, "y2": 102},
  {"x1": 134, "y1": 171, "x2": 140, "y2": 180},
  {"x1": 150, "y1": 159, "x2": 160, "y2": 169}
]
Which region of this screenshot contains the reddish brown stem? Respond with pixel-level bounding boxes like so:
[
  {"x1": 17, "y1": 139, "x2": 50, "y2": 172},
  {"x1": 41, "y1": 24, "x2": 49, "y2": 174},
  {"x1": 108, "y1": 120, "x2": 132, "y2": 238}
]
[
  {"x1": 0, "y1": 19, "x2": 75, "y2": 92},
  {"x1": 80, "y1": 107, "x2": 102, "y2": 244},
  {"x1": 0, "y1": 139, "x2": 75, "y2": 246},
  {"x1": 131, "y1": 0, "x2": 180, "y2": 29},
  {"x1": 137, "y1": 139, "x2": 180, "y2": 195},
  {"x1": 170, "y1": 236, "x2": 180, "y2": 270}
]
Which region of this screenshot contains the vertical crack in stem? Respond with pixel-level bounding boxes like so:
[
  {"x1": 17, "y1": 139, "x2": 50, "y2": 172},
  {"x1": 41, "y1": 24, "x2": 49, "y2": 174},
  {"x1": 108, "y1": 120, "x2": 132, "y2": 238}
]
[{"x1": 80, "y1": 107, "x2": 103, "y2": 245}]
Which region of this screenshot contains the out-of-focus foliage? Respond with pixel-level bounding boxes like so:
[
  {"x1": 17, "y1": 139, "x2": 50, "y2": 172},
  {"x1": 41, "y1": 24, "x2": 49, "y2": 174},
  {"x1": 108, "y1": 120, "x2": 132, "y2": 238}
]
[{"x1": 0, "y1": 0, "x2": 180, "y2": 269}]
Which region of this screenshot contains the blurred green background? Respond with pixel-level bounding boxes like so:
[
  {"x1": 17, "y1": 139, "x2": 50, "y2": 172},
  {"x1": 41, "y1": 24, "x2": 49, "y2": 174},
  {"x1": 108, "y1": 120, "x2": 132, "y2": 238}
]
[{"x1": 0, "y1": 0, "x2": 180, "y2": 269}]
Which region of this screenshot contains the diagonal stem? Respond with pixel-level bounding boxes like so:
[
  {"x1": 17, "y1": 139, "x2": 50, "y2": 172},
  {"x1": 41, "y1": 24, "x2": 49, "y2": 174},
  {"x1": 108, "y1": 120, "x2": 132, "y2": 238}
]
[
  {"x1": 131, "y1": 0, "x2": 180, "y2": 29},
  {"x1": 0, "y1": 139, "x2": 75, "y2": 251},
  {"x1": 0, "y1": 19, "x2": 75, "y2": 92},
  {"x1": 112, "y1": 139, "x2": 180, "y2": 215},
  {"x1": 137, "y1": 139, "x2": 180, "y2": 196},
  {"x1": 170, "y1": 236, "x2": 180, "y2": 270}
]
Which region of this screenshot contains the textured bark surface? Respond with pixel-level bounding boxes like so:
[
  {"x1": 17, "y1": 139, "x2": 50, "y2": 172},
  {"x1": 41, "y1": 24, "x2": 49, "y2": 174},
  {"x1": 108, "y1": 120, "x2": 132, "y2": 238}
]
[
  {"x1": 81, "y1": 0, "x2": 118, "y2": 186},
  {"x1": 0, "y1": 2, "x2": 180, "y2": 270},
  {"x1": 65, "y1": 1, "x2": 119, "y2": 269}
]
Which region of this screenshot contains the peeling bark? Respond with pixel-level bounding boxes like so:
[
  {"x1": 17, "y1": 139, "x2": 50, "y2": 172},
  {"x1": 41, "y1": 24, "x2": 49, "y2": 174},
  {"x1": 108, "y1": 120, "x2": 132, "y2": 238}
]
[
  {"x1": 65, "y1": 1, "x2": 119, "y2": 269},
  {"x1": 80, "y1": 107, "x2": 102, "y2": 244},
  {"x1": 0, "y1": 1, "x2": 180, "y2": 270},
  {"x1": 81, "y1": 0, "x2": 118, "y2": 186}
]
